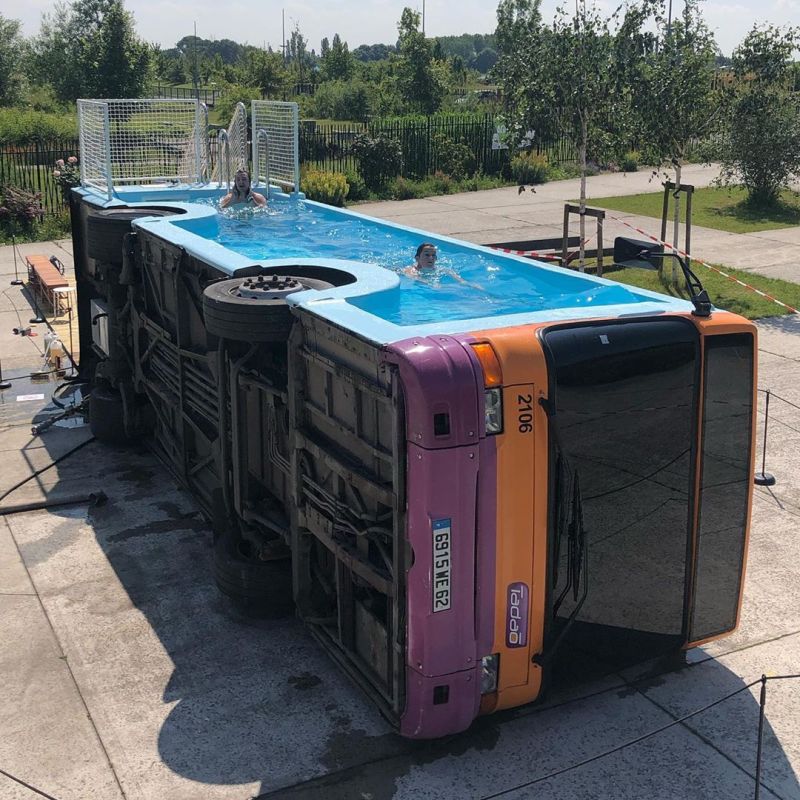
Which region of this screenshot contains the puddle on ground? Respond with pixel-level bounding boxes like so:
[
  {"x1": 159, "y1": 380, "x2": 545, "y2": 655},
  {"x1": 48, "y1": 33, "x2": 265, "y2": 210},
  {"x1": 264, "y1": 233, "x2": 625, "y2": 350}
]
[{"x1": 0, "y1": 365, "x2": 88, "y2": 430}]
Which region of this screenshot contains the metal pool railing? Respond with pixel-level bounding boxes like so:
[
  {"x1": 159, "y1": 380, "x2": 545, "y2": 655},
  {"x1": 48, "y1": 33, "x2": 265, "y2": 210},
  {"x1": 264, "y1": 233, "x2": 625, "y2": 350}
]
[
  {"x1": 211, "y1": 102, "x2": 248, "y2": 188},
  {"x1": 77, "y1": 98, "x2": 210, "y2": 200}
]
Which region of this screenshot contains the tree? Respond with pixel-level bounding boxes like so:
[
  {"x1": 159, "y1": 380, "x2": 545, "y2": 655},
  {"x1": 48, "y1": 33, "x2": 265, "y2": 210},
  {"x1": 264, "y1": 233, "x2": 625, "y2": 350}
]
[
  {"x1": 84, "y1": 1, "x2": 150, "y2": 97},
  {"x1": 494, "y1": 0, "x2": 647, "y2": 268},
  {"x1": 286, "y1": 25, "x2": 314, "y2": 86},
  {"x1": 395, "y1": 8, "x2": 446, "y2": 114},
  {"x1": 242, "y1": 49, "x2": 288, "y2": 98},
  {"x1": 637, "y1": 0, "x2": 718, "y2": 264},
  {"x1": 493, "y1": 0, "x2": 555, "y2": 146},
  {"x1": 352, "y1": 43, "x2": 396, "y2": 62},
  {"x1": 717, "y1": 25, "x2": 800, "y2": 205},
  {"x1": 0, "y1": 15, "x2": 26, "y2": 106},
  {"x1": 31, "y1": 0, "x2": 150, "y2": 101},
  {"x1": 544, "y1": 3, "x2": 619, "y2": 268},
  {"x1": 321, "y1": 34, "x2": 354, "y2": 82},
  {"x1": 471, "y1": 48, "x2": 497, "y2": 74}
]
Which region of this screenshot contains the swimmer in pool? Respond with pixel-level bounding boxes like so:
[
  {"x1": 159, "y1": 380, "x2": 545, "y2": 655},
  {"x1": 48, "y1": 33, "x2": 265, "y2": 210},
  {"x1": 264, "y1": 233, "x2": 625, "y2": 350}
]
[
  {"x1": 220, "y1": 170, "x2": 267, "y2": 209},
  {"x1": 404, "y1": 243, "x2": 483, "y2": 289}
]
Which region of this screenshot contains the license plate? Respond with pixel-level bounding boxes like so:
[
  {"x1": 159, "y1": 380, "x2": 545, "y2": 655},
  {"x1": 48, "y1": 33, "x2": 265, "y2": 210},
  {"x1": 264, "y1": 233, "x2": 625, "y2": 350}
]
[{"x1": 432, "y1": 518, "x2": 451, "y2": 613}]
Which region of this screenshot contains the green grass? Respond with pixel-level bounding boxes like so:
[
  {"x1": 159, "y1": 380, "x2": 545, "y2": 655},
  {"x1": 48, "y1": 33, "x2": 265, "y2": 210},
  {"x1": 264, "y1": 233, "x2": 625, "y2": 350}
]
[
  {"x1": 589, "y1": 186, "x2": 800, "y2": 234},
  {"x1": 602, "y1": 261, "x2": 800, "y2": 319}
]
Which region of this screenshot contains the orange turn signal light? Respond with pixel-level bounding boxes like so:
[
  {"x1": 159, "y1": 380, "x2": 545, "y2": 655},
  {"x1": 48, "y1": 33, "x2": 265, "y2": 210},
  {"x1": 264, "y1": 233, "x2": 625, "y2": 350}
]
[{"x1": 471, "y1": 342, "x2": 503, "y2": 388}]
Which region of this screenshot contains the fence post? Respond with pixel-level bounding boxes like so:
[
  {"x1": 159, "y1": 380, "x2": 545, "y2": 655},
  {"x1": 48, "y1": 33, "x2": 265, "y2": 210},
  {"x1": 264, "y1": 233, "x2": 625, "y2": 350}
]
[
  {"x1": 754, "y1": 674, "x2": 768, "y2": 800},
  {"x1": 102, "y1": 102, "x2": 113, "y2": 201}
]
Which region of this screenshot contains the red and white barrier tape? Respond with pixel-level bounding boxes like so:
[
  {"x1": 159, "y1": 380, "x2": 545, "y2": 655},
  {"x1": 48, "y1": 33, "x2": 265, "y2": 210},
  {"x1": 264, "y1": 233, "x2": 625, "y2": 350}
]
[
  {"x1": 603, "y1": 213, "x2": 799, "y2": 315},
  {"x1": 491, "y1": 246, "x2": 560, "y2": 259}
]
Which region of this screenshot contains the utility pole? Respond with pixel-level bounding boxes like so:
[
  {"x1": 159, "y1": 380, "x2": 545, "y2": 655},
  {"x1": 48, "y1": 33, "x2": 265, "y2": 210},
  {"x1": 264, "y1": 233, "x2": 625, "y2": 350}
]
[
  {"x1": 422, "y1": 0, "x2": 426, "y2": 34},
  {"x1": 282, "y1": 9, "x2": 286, "y2": 63}
]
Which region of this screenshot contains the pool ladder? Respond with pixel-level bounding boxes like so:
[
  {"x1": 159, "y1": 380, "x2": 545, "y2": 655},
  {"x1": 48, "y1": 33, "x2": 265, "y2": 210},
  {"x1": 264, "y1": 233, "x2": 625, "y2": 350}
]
[
  {"x1": 255, "y1": 128, "x2": 270, "y2": 193},
  {"x1": 217, "y1": 129, "x2": 231, "y2": 190}
]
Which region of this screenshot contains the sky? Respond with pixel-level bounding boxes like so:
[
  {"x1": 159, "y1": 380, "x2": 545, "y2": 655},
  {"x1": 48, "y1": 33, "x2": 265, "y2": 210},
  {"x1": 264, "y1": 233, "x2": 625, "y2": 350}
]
[{"x1": 5, "y1": 0, "x2": 800, "y2": 57}]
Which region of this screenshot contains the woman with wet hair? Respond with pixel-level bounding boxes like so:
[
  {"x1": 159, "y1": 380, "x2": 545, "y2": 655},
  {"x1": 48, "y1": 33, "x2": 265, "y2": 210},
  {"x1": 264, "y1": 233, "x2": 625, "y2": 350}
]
[
  {"x1": 404, "y1": 242, "x2": 483, "y2": 289},
  {"x1": 220, "y1": 170, "x2": 267, "y2": 208}
]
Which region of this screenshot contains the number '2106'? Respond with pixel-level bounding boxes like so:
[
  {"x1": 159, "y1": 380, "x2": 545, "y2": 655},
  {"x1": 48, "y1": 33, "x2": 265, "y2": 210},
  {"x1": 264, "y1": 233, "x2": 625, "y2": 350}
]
[{"x1": 517, "y1": 393, "x2": 533, "y2": 433}]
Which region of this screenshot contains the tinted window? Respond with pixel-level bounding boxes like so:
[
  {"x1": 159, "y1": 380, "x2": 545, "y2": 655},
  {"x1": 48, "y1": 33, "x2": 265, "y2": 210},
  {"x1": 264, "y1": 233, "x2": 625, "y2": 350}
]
[
  {"x1": 543, "y1": 319, "x2": 699, "y2": 664},
  {"x1": 690, "y1": 333, "x2": 754, "y2": 640}
]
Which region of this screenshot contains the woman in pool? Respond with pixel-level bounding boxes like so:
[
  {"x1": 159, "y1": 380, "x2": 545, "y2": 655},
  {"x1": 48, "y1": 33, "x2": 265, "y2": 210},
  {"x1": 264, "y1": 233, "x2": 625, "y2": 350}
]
[
  {"x1": 404, "y1": 242, "x2": 483, "y2": 289},
  {"x1": 220, "y1": 170, "x2": 267, "y2": 209}
]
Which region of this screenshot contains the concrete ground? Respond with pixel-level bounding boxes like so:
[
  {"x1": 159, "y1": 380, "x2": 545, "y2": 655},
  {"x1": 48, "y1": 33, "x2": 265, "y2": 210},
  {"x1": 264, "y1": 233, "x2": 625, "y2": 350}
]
[{"x1": 1, "y1": 175, "x2": 800, "y2": 800}]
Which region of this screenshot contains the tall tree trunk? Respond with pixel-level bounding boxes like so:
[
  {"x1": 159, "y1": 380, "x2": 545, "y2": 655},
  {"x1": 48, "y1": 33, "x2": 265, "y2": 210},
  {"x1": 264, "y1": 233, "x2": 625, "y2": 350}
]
[
  {"x1": 672, "y1": 160, "x2": 681, "y2": 284},
  {"x1": 578, "y1": 118, "x2": 588, "y2": 272}
]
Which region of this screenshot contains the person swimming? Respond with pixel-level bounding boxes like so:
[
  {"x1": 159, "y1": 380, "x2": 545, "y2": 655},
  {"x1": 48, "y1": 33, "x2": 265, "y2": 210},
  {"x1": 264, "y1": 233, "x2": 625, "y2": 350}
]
[
  {"x1": 404, "y1": 242, "x2": 483, "y2": 289},
  {"x1": 220, "y1": 170, "x2": 267, "y2": 209}
]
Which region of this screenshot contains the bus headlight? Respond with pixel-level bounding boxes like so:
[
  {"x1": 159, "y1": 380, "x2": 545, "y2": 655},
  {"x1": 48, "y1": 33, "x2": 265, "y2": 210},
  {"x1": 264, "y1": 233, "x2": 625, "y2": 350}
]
[
  {"x1": 480, "y1": 653, "x2": 499, "y2": 694},
  {"x1": 484, "y1": 388, "x2": 503, "y2": 434}
]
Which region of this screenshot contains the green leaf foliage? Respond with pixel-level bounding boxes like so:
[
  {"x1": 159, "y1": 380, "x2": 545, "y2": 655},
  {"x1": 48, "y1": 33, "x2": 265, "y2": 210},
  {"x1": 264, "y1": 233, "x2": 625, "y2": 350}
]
[
  {"x1": 0, "y1": 14, "x2": 26, "y2": 107},
  {"x1": 30, "y1": 0, "x2": 150, "y2": 102},
  {"x1": 0, "y1": 108, "x2": 78, "y2": 144},
  {"x1": 301, "y1": 169, "x2": 349, "y2": 207},
  {"x1": 350, "y1": 132, "x2": 403, "y2": 190},
  {"x1": 716, "y1": 25, "x2": 800, "y2": 205}
]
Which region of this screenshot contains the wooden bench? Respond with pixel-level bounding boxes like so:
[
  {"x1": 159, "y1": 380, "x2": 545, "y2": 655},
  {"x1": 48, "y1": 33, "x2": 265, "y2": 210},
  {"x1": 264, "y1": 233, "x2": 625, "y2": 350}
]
[{"x1": 25, "y1": 254, "x2": 69, "y2": 310}]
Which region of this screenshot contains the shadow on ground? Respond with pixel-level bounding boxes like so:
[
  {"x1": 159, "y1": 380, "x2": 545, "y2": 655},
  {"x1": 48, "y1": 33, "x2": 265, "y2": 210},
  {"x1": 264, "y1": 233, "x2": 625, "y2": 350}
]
[{"x1": 9, "y1": 424, "x2": 796, "y2": 800}]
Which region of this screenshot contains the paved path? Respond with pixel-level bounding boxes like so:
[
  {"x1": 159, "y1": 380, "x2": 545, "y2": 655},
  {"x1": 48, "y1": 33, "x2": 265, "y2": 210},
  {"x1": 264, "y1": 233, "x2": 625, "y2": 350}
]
[{"x1": 357, "y1": 163, "x2": 800, "y2": 284}]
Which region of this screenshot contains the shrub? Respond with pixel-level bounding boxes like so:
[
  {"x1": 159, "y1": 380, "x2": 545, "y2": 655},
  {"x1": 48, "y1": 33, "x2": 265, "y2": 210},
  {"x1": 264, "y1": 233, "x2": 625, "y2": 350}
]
[
  {"x1": 718, "y1": 90, "x2": 800, "y2": 206},
  {"x1": 214, "y1": 84, "x2": 262, "y2": 123},
  {"x1": 390, "y1": 176, "x2": 420, "y2": 200},
  {"x1": 510, "y1": 152, "x2": 549, "y2": 185},
  {"x1": 0, "y1": 185, "x2": 42, "y2": 232},
  {"x1": 428, "y1": 171, "x2": 454, "y2": 194},
  {"x1": 350, "y1": 133, "x2": 403, "y2": 191},
  {"x1": 342, "y1": 169, "x2": 369, "y2": 202},
  {"x1": 0, "y1": 109, "x2": 78, "y2": 145},
  {"x1": 311, "y1": 80, "x2": 371, "y2": 122},
  {"x1": 52, "y1": 155, "x2": 81, "y2": 201},
  {"x1": 301, "y1": 169, "x2": 349, "y2": 207},
  {"x1": 431, "y1": 133, "x2": 476, "y2": 180},
  {"x1": 620, "y1": 150, "x2": 641, "y2": 172},
  {"x1": 546, "y1": 161, "x2": 581, "y2": 181}
]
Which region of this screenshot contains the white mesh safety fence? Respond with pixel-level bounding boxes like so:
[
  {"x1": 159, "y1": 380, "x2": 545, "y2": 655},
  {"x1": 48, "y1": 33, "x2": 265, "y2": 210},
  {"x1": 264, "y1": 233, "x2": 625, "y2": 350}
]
[
  {"x1": 78, "y1": 98, "x2": 210, "y2": 199},
  {"x1": 251, "y1": 101, "x2": 299, "y2": 193},
  {"x1": 211, "y1": 102, "x2": 248, "y2": 187},
  {"x1": 78, "y1": 100, "x2": 112, "y2": 197}
]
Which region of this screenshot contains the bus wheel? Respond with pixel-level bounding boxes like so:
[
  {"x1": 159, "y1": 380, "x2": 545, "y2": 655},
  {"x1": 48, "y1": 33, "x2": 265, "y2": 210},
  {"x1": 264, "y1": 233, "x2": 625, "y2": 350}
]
[
  {"x1": 202, "y1": 275, "x2": 332, "y2": 342},
  {"x1": 87, "y1": 208, "x2": 178, "y2": 265},
  {"x1": 89, "y1": 385, "x2": 132, "y2": 445},
  {"x1": 213, "y1": 534, "x2": 294, "y2": 618}
]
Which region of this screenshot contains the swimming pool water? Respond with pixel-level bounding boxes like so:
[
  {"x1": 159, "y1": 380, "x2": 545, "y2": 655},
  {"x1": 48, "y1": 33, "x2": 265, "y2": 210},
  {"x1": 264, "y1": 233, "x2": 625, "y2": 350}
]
[{"x1": 211, "y1": 200, "x2": 656, "y2": 326}]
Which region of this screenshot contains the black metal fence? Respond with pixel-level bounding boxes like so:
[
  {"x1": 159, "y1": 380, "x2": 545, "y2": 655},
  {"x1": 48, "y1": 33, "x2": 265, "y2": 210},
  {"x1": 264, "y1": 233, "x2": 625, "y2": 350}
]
[
  {"x1": 153, "y1": 85, "x2": 222, "y2": 107},
  {"x1": 300, "y1": 115, "x2": 576, "y2": 178},
  {"x1": 0, "y1": 139, "x2": 80, "y2": 216},
  {"x1": 2, "y1": 118, "x2": 578, "y2": 215}
]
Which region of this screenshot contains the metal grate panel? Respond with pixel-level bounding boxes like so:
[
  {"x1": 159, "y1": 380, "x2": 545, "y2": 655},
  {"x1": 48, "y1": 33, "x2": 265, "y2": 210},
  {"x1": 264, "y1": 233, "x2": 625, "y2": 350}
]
[
  {"x1": 251, "y1": 100, "x2": 299, "y2": 193},
  {"x1": 78, "y1": 98, "x2": 210, "y2": 198},
  {"x1": 212, "y1": 102, "x2": 248, "y2": 187},
  {"x1": 78, "y1": 100, "x2": 112, "y2": 198}
]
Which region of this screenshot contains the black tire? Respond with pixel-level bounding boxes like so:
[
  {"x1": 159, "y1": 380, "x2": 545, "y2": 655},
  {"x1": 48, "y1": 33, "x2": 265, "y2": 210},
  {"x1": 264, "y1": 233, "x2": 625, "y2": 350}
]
[
  {"x1": 89, "y1": 385, "x2": 131, "y2": 444},
  {"x1": 87, "y1": 208, "x2": 178, "y2": 265},
  {"x1": 202, "y1": 275, "x2": 332, "y2": 342},
  {"x1": 213, "y1": 535, "x2": 294, "y2": 617}
]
